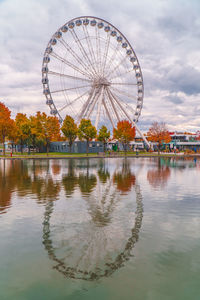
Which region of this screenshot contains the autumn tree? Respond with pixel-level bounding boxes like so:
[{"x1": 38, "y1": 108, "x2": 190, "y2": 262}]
[
  {"x1": 34, "y1": 112, "x2": 61, "y2": 155},
  {"x1": 15, "y1": 113, "x2": 31, "y2": 153},
  {"x1": 113, "y1": 120, "x2": 136, "y2": 154},
  {"x1": 78, "y1": 119, "x2": 97, "y2": 155},
  {"x1": 97, "y1": 125, "x2": 110, "y2": 152},
  {"x1": 8, "y1": 120, "x2": 17, "y2": 153},
  {"x1": 0, "y1": 102, "x2": 15, "y2": 156},
  {"x1": 61, "y1": 115, "x2": 78, "y2": 153},
  {"x1": 147, "y1": 122, "x2": 171, "y2": 154}
]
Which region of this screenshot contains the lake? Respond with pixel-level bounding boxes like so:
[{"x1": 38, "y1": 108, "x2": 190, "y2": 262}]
[{"x1": 0, "y1": 157, "x2": 200, "y2": 300}]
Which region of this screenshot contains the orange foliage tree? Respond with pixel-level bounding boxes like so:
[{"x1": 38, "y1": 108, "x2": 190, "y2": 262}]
[
  {"x1": 34, "y1": 112, "x2": 61, "y2": 155},
  {"x1": 0, "y1": 102, "x2": 15, "y2": 155},
  {"x1": 113, "y1": 120, "x2": 135, "y2": 153},
  {"x1": 147, "y1": 122, "x2": 171, "y2": 153}
]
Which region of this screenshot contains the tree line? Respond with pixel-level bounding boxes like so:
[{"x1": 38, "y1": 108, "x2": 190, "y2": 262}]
[
  {"x1": 0, "y1": 101, "x2": 171, "y2": 155},
  {"x1": 0, "y1": 102, "x2": 137, "y2": 155}
]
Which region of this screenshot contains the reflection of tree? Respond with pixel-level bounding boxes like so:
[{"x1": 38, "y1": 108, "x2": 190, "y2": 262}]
[
  {"x1": 32, "y1": 177, "x2": 61, "y2": 204},
  {"x1": 42, "y1": 158, "x2": 143, "y2": 281},
  {"x1": 97, "y1": 159, "x2": 110, "y2": 183},
  {"x1": 113, "y1": 159, "x2": 136, "y2": 193},
  {"x1": 78, "y1": 173, "x2": 97, "y2": 196},
  {"x1": 62, "y1": 160, "x2": 78, "y2": 197},
  {"x1": 147, "y1": 159, "x2": 171, "y2": 188},
  {"x1": 0, "y1": 160, "x2": 61, "y2": 213},
  {"x1": 51, "y1": 161, "x2": 61, "y2": 175},
  {"x1": 31, "y1": 160, "x2": 61, "y2": 204},
  {"x1": 0, "y1": 160, "x2": 30, "y2": 213},
  {"x1": 0, "y1": 161, "x2": 12, "y2": 214}
]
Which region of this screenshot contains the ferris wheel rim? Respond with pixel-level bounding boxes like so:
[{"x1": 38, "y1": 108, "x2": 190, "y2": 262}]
[{"x1": 42, "y1": 16, "x2": 144, "y2": 126}]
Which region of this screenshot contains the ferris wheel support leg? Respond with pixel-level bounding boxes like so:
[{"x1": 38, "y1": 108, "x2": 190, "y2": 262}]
[
  {"x1": 132, "y1": 122, "x2": 151, "y2": 149},
  {"x1": 77, "y1": 88, "x2": 95, "y2": 124},
  {"x1": 106, "y1": 88, "x2": 120, "y2": 122},
  {"x1": 109, "y1": 89, "x2": 151, "y2": 149},
  {"x1": 103, "y1": 99, "x2": 115, "y2": 128},
  {"x1": 95, "y1": 88, "x2": 104, "y2": 129},
  {"x1": 86, "y1": 87, "x2": 102, "y2": 119}
]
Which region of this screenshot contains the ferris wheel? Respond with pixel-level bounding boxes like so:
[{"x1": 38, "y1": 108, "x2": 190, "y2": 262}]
[{"x1": 42, "y1": 16, "x2": 146, "y2": 136}]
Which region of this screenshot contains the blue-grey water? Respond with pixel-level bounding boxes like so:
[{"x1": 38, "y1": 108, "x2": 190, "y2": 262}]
[{"x1": 0, "y1": 157, "x2": 200, "y2": 300}]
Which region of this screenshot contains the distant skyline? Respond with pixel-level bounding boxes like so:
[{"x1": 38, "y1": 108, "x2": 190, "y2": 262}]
[{"x1": 0, "y1": 0, "x2": 200, "y2": 131}]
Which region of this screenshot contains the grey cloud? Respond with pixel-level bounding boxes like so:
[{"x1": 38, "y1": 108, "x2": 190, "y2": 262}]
[
  {"x1": 0, "y1": 0, "x2": 199, "y2": 132},
  {"x1": 165, "y1": 95, "x2": 183, "y2": 104},
  {"x1": 164, "y1": 64, "x2": 200, "y2": 95}
]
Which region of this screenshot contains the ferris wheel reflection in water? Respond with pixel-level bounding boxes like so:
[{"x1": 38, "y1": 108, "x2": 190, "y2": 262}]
[{"x1": 42, "y1": 158, "x2": 144, "y2": 281}]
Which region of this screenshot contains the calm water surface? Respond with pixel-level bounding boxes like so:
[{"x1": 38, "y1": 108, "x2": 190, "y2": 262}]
[{"x1": 0, "y1": 157, "x2": 200, "y2": 300}]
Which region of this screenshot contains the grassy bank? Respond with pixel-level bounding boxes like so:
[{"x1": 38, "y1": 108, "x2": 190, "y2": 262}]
[{"x1": 0, "y1": 151, "x2": 200, "y2": 159}]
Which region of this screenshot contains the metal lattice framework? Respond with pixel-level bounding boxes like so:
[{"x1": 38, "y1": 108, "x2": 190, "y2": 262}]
[{"x1": 42, "y1": 16, "x2": 149, "y2": 145}]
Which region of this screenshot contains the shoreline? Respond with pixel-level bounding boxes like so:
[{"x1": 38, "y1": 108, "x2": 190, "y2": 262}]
[{"x1": 0, "y1": 153, "x2": 200, "y2": 160}]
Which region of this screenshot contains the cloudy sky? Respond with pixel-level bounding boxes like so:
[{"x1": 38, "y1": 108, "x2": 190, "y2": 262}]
[{"x1": 0, "y1": 0, "x2": 199, "y2": 132}]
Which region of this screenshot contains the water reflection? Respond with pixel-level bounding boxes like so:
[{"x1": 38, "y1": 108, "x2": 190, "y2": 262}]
[
  {"x1": 147, "y1": 159, "x2": 171, "y2": 188},
  {"x1": 42, "y1": 158, "x2": 143, "y2": 280},
  {"x1": 62, "y1": 160, "x2": 78, "y2": 198},
  {"x1": 1, "y1": 157, "x2": 200, "y2": 281},
  {"x1": 113, "y1": 159, "x2": 136, "y2": 194}
]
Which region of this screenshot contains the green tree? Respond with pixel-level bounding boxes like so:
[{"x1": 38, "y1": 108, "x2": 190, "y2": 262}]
[
  {"x1": 15, "y1": 113, "x2": 31, "y2": 154},
  {"x1": 78, "y1": 119, "x2": 97, "y2": 155},
  {"x1": 61, "y1": 115, "x2": 78, "y2": 153},
  {"x1": 97, "y1": 125, "x2": 110, "y2": 152}
]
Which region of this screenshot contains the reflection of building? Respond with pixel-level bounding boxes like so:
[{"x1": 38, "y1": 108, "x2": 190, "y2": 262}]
[{"x1": 147, "y1": 159, "x2": 171, "y2": 187}]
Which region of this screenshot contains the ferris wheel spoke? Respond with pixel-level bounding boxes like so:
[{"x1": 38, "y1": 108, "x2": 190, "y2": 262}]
[
  {"x1": 83, "y1": 26, "x2": 98, "y2": 75},
  {"x1": 51, "y1": 52, "x2": 92, "y2": 79},
  {"x1": 51, "y1": 84, "x2": 91, "y2": 94},
  {"x1": 102, "y1": 33, "x2": 111, "y2": 76},
  {"x1": 109, "y1": 68, "x2": 134, "y2": 81},
  {"x1": 59, "y1": 38, "x2": 94, "y2": 78},
  {"x1": 105, "y1": 42, "x2": 121, "y2": 76},
  {"x1": 48, "y1": 70, "x2": 92, "y2": 82},
  {"x1": 110, "y1": 82, "x2": 138, "y2": 86},
  {"x1": 70, "y1": 29, "x2": 98, "y2": 76},
  {"x1": 95, "y1": 26, "x2": 101, "y2": 75},
  {"x1": 110, "y1": 86, "x2": 137, "y2": 101},
  {"x1": 106, "y1": 56, "x2": 127, "y2": 78},
  {"x1": 58, "y1": 90, "x2": 89, "y2": 113}
]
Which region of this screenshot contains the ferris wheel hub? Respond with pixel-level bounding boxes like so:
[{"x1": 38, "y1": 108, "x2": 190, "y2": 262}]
[{"x1": 93, "y1": 77, "x2": 110, "y2": 88}]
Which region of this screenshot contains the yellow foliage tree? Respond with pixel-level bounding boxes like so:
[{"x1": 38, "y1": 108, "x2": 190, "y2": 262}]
[{"x1": 0, "y1": 102, "x2": 15, "y2": 155}]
